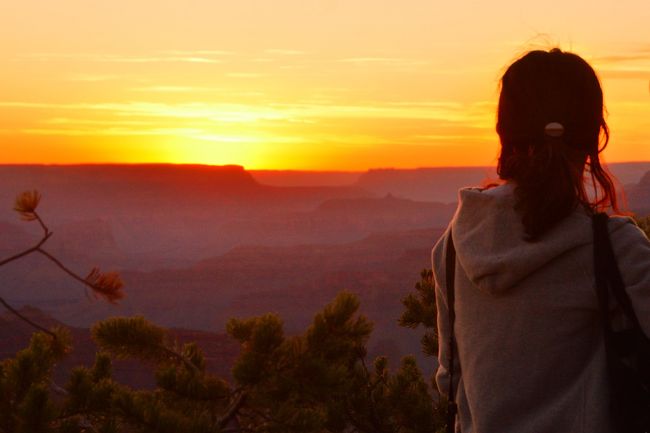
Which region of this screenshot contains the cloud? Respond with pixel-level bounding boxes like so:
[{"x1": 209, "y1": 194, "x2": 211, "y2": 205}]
[
  {"x1": 599, "y1": 69, "x2": 650, "y2": 80},
  {"x1": 412, "y1": 132, "x2": 494, "y2": 142},
  {"x1": 0, "y1": 97, "x2": 502, "y2": 154},
  {"x1": 193, "y1": 133, "x2": 306, "y2": 144},
  {"x1": 21, "y1": 127, "x2": 203, "y2": 137},
  {"x1": 0, "y1": 98, "x2": 498, "y2": 145},
  {"x1": 129, "y1": 86, "x2": 213, "y2": 93},
  {"x1": 19, "y1": 123, "x2": 308, "y2": 147},
  {"x1": 66, "y1": 74, "x2": 120, "y2": 82},
  {"x1": 592, "y1": 54, "x2": 650, "y2": 64},
  {"x1": 226, "y1": 72, "x2": 265, "y2": 78},
  {"x1": 17, "y1": 52, "x2": 222, "y2": 64},
  {"x1": 161, "y1": 49, "x2": 233, "y2": 56},
  {"x1": 18, "y1": 53, "x2": 83, "y2": 60},
  {"x1": 0, "y1": 99, "x2": 495, "y2": 124},
  {"x1": 43, "y1": 118, "x2": 155, "y2": 126},
  {"x1": 0, "y1": 101, "x2": 283, "y2": 122},
  {"x1": 265, "y1": 49, "x2": 305, "y2": 56},
  {"x1": 100, "y1": 55, "x2": 220, "y2": 64},
  {"x1": 278, "y1": 64, "x2": 308, "y2": 70},
  {"x1": 339, "y1": 57, "x2": 403, "y2": 63},
  {"x1": 337, "y1": 57, "x2": 432, "y2": 69}
]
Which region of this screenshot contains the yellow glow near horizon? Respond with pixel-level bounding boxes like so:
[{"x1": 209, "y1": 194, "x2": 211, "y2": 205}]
[{"x1": 1, "y1": 0, "x2": 649, "y2": 169}]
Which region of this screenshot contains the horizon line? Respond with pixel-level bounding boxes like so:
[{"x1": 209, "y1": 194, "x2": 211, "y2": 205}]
[{"x1": 1, "y1": 160, "x2": 649, "y2": 172}]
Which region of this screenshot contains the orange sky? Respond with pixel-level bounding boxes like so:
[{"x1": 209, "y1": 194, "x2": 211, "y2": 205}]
[{"x1": 1, "y1": 0, "x2": 649, "y2": 170}]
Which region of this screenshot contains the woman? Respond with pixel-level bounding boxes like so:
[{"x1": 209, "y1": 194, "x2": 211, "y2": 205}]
[{"x1": 433, "y1": 49, "x2": 650, "y2": 433}]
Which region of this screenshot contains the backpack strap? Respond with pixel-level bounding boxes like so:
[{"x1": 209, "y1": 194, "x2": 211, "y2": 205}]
[
  {"x1": 592, "y1": 213, "x2": 645, "y2": 334},
  {"x1": 592, "y1": 213, "x2": 614, "y2": 339},
  {"x1": 446, "y1": 229, "x2": 457, "y2": 433},
  {"x1": 592, "y1": 212, "x2": 650, "y2": 431}
]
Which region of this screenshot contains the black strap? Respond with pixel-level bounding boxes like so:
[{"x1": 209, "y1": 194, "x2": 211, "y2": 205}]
[
  {"x1": 593, "y1": 213, "x2": 613, "y2": 339},
  {"x1": 592, "y1": 212, "x2": 650, "y2": 431},
  {"x1": 593, "y1": 213, "x2": 645, "y2": 334},
  {"x1": 446, "y1": 229, "x2": 457, "y2": 433}
]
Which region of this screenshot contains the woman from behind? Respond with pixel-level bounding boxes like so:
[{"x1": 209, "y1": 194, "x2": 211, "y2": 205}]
[{"x1": 433, "y1": 48, "x2": 650, "y2": 433}]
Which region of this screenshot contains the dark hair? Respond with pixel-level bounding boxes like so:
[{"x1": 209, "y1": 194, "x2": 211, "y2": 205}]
[{"x1": 496, "y1": 48, "x2": 619, "y2": 241}]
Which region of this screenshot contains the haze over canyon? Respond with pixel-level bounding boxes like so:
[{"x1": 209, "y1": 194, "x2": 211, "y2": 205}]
[{"x1": 2, "y1": 162, "x2": 649, "y2": 372}]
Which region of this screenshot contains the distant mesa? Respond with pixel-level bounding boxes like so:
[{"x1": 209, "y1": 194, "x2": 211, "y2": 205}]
[
  {"x1": 610, "y1": 161, "x2": 650, "y2": 185},
  {"x1": 353, "y1": 163, "x2": 650, "y2": 204},
  {"x1": 250, "y1": 170, "x2": 362, "y2": 187},
  {"x1": 0, "y1": 164, "x2": 261, "y2": 220},
  {"x1": 317, "y1": 193, "x2": 452, "y2": 213},
  {"x1": 0, "y1": 163, "x2": 259, "y2": 192},
  {"x1": 626, "y1": 169, "x2": 650, "y2": 215},
  {"x1": 355, "y1": 167, "x2": 497, "y2": 202}
]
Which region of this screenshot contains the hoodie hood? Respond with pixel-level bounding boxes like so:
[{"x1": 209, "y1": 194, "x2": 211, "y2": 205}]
[{"x1": 450, "y1": 183, "x2": 626, "y2": 294}]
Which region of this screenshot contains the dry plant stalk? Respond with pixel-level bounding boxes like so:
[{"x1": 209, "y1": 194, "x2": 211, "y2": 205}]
[{"x1": 0, "y1": 190, "x2": 125, "y2": 334}]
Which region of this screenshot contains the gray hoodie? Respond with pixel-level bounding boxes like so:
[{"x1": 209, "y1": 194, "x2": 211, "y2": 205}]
[{"x1": 433, "y1": 184, "x2": 650, "y2": 433}]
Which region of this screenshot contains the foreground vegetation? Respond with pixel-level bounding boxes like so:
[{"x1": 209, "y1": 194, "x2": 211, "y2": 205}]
[
  {"x1": 2, "y1": 191, "x2": 648, "y2": 433},
  {"x1": 1, "y1": 291, "x2": 446, "y2": 433},
  {"x1": 0, "y1": 191, "x2": 445, "y2": 433}
]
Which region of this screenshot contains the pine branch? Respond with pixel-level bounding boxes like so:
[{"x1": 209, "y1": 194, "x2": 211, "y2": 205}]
[
  {"x1": 36, "y1": 248, "x2": 91, "y2": 286},
  {"x1": 33, "y1": 212, "x2": 49, "y2": 237},
  {"x1": 358, "y1": 354, "x2": 386, "y2": 433},
  {"x1": 0, "y1": 297, "x2": 56, "y2": 338},
  {"x1": 0, "y1": 209, "x2": 58, "y2": 337},
  {"x1": 217, "y1": 389, "x2": 248, "y2": 429},
  {"x1": 221, "y1": 428, "x2": 255, "y2": 433},
  {"x1": 35, "y1": 248, "x2": 124, "y2": 303},
  {"x1": 50, "y1": 381, "x2": 69, "y2": 396},
  {"x1": 344, "y1": 403, "x2": 376, "y2": 433},
  {"x1": 240, "y1": 406, "x2": 273, "y2": 423},
  {"x1": 93, "y1": 317, "x2": 201, "y2": 375},
  {"x1": 1, "y1": 192, "x2": 123, "y2": 336},
  {"x1": 0, "y1": 231, "x2": 52, "y2": 267},
  {"x1": 161, "y1": 345, "x2": 202, "y2": 376}
]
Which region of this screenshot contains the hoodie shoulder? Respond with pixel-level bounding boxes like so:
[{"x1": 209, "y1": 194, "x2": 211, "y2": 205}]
[{"x1": 449, "y1": 185, "x2": 596, "y2": 294}]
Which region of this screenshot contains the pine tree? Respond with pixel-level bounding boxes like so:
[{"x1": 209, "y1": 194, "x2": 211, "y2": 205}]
[
  {"x1": 399, "y1": 269, "x2": 438, "y2": 358},
  {"x1": 87, "y1": 292, "x2": 443, "y2": 432},
  {"x1": 1, "y1": 190, "x2": 125, "y2": 432},
  {"x1": 2, "y1": 190, "x2": 447, "y2": 433},
  {"x1": 0, "y1": 328, "x2": 71, "y2": 433}
]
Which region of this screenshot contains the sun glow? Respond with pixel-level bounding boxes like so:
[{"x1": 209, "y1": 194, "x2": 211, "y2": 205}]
[{"x1": 2, "y1": 0, "x2": 649, "y2": 169}]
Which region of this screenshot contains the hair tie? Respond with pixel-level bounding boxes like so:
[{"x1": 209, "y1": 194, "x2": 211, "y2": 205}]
[{"x1": 544, "y1": 122, "x2": 565, "y2": 138}]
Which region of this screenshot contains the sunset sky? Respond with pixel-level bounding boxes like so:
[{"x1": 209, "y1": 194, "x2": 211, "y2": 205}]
[{"x1": 2, "y1": 0, "x2": 649, "y2": 170}]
